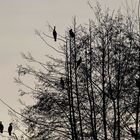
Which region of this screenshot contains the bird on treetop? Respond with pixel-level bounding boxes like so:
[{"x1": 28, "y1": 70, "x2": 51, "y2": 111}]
[
  {"x1": 53, "y1": 26, "x2": 57, "y2": 42},
  {"x1": 136, "y1": 78, "x2": 140, "y2": 88},
  {"x1": 77, "y1": 57, "x2": 82, "y2": 69},
  {"x1": 130, "y1": 127, "x2": 136, "y2": 138},
  {"x1": 60, "y1": 77, "x2": 64, "y2": 90},
  {"x1": 69, "y1": 29, "x2": 75, "y2": 38}
]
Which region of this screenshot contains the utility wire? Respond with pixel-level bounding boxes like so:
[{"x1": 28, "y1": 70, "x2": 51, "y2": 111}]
[
  {"x1": 0, "y1": 98, "x2": 32, "y2": 138},
  {"x1": 0, "y1": 97, "x2": 61, "y2": 131},
  {"x1": 0, "y1": 98, "x2": 26, "y2": 120}
]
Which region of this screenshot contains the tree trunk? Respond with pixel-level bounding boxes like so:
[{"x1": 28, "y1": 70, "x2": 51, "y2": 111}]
[
  {"x1": 102, "y1": 45, "x2": 107, "y2": 140},
  {"x1": 70, "y1": 37, "x2": 78, "y2": 140},
  {"x1": 66, "y1": 41, "x2": 75, "y2": 140}
]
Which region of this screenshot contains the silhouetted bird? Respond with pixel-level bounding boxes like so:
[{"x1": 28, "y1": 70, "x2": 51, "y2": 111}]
[
  {"x1": 60, "y1": 77, "x2": 64, "y2": 89},
  {"x1": 0, "y1": 121, "x2": 4, "y2": 133},
  {"x1": 69, "y1": 29, "x2": 75, "y2": 38},
  {"x1": 136, "y1": 78, "x2": 140, "y2": 88},
  {"x1": 76, "y1": 57, "x2": 82, "y2": 69},
  {"x1": 130, "y1": 127, "x2": 136, "y2": 138},
  {"x1": 53, "y1": 26, "x2": 57, "y2": 41},
  {"x1": 8, "y1": 123, "x2": 13, "y2": 136}
]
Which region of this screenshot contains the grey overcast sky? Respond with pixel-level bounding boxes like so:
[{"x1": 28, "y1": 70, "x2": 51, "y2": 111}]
[{"x1": 0, "y1": 0, "x2": 137, "y2": 137}]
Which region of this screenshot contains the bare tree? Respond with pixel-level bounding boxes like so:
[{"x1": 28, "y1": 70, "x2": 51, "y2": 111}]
[{"x1": 15, "y1": 5, "x2": 140, "y2": 140}]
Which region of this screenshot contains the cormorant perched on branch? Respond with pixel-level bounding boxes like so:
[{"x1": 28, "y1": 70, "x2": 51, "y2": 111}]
[
  {"x1": 8, "y1": 123, "x2": 13, "y2": 136},
  {"x1": 136, "y1": 78, "x2": 140, "y2": 88},
  {"x1": 76, "y1": 57, "x2": 82, "y2": 69},
  {"x1": 0, "y1": 121, "x2": 4, "y2": 133},
  {"x1": 60, "y1": 77, "x2": 64, "y2": 90},
  {"x1": 69, "y1": 29, "x2": 75, "y2": 38},
  {"x1": 130, "y1": 127, "x2": 136, "y2": 138},
  {"x1": 53, "y1": 26, "x2": 57, "y2": 41}
]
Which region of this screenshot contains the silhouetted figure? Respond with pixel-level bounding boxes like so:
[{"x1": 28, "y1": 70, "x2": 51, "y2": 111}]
[
  {"x1": 130, "y1": 127, "x2": 136, "y2": 138},
  {"x1": 0, "y1": 121, "x2": 4, "y2": 133},
  {"x1": 60, "y1": 77, "x2": 64, "y2": 89},
  {"x1": 136, "y1": 78, "x2": 140, "y2": 88},
  {"x1": 76, "y1": 57, "x2": 82, "y2": 69},
  {"x1": 53, "y1": 26, "x2": 57, "y2": 41},
  {"x1": 69, "y1": 29, "x2": 75, "y2": 38},
  {"x1": 8, "y1": 123, "x2": 13, "y2": 136}
]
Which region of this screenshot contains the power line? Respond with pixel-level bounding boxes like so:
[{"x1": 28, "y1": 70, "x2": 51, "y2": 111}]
[
  {"x1": 0, "y1": 97, "x2": 31, "y2": 138},
  {"x1": 0, "y1": 98, "x2": 25, "y2": 119},
  {"x1": 0, "y1": 96, "x2": 68, "y2": 138},
  {"x1": 0, "y1": 131, "x2": 18, "y2": 140},
  {"x1": 0, "y1": 97, "x2": 50, "y2": 128}
]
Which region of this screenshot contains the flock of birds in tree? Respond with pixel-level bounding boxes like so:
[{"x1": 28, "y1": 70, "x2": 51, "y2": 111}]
[
  {"x1": 53, "y1": 26, "x2": 140, "y2": 138},
  {"x1": 0, "y1": 121, "x2": 13, "y2": 136},
  {"x1": 53, "y1": 26, "x2": 140, "y2": 90},
  {"x1": 0, "y1": 26, "x2": 139, "y2": 139},
  {"x1": 53, "y1": 26, "x2": 75, "y2": 41},
  {"x1": 53, "y1": 26, "x2": 82, "y2": 90},
  {"x1": 53, "y1": 26, "x2": 82, "y2": 68}
]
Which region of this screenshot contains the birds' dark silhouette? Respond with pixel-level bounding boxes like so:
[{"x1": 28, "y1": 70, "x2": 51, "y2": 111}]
[
  {"x1": 60, "y1": 77, "x2": 64, "y2": 90},
  {"x1": 0, "y1": 121, "x2": 4, "y2": 133},
  {"x1": 130, "y1": 127, "x2": 136, "y2": 138},
  {"x1": 69, "y1": 29, "x2": 75, "y2": 38},
  {"x1": 76, "y1": 57, "x2": 82, "y2": 69},
  {"x1": 53, "y1": 26, "x2": 57, "y2": 42},
  {"x1": 136, "y1": 78, "x2": 140, "y2": 88},
  {"x1": 130, "y1": 127, "x2": 140, "y2": 139},
  {"x1": 8, "y1": 123, "x2": 13, "y2": 136}
]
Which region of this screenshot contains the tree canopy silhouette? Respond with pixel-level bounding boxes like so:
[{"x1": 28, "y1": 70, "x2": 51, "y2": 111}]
[{"x1": 15, "y1": 5, "x2": 140, "y2": 140}]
